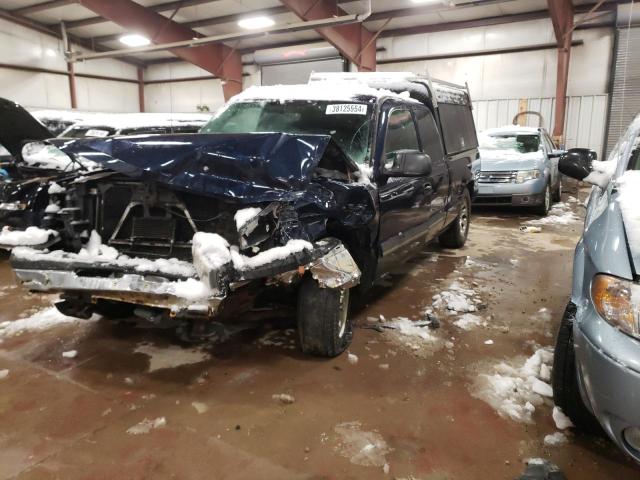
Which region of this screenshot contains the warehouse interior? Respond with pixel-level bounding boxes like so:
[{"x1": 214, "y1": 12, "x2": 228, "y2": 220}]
[{"x1": 0, "y1": 0, "x2": 639, "y2": 478}]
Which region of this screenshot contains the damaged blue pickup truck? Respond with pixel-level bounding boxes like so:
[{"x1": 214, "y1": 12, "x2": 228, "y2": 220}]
[{"x1": 2, "y1": 73, "x2": 478, "y2": 357}]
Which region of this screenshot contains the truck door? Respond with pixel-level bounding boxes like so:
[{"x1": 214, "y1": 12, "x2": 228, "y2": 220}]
[
  {"x1": 376, "y1": 102, "x2": 433, "y2": 270},
  {"x1": 414, "y1": 105, "x2": 449, "y2": 236}
]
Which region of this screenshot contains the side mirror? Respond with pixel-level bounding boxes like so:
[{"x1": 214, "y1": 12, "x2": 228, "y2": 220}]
[
  {"x1": 558, "y1": 148, "x2": 597, "y2": 180},
  {"x1": 548, "y1": 149, "x2": 566, "y2": 159},
  {"x1": 385, "y1": 150, "x2": 432, "y2": 177}
]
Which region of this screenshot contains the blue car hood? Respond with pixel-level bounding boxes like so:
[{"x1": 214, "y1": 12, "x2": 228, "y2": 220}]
[
  {"x1": 478, "y1": 149, "x2": 544, "y2": 171},
  {"x1": 51, "y1": 133, "x2": 353, "y2": 202}
]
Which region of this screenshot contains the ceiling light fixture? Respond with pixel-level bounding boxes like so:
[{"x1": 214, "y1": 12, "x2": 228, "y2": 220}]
[
  {"x1": 237, "y1": 16, "x2": 275, "y2": 30},
  {"x1": 410, "y1": 0, "x2": 444, "y2": 4},
  {"x1": 119, "y1": 34, "x2": 151, "y2": 47}
]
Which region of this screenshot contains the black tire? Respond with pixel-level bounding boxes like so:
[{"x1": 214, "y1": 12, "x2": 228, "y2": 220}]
[
  {"x1": 297, "y1": 275, "x2": 352, "y2": 357},
  {"x1": 439, "y1": 189, "x2": 471, "y2": 249},
  {"x1": 553, "y1": 175, "x2": 562, "y2": 202},
  {"x1": 552, "y1": 302, "x2": 604, "y2": 435},
  {"x1": 535, "y1": 183, "x2": 551, "y2": 216}
]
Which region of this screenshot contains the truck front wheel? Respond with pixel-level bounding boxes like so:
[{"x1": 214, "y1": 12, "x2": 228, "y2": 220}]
[
  {"x1": 297, "y1": 275, "x2": 352, "y2": 357},
  {"x1": 439, "y1": 189, "x2": 471, "y2": 249}
]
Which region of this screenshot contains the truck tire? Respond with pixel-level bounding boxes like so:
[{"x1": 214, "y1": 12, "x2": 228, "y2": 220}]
[
  {"x1": 297, "y1": 275, "x2": 352, "y2": 357},
  {"x1": 552, "y1": 302, "x2": 604, "y2": 435},
  {"x1": 439, "y1": 189, "x2": 470, "y2": 249},
  {"x1": 535, "y1": 183, "x2": 551, "y2": 216},
  {"x1": 553, "y1": 175, "x2": 562, "y2": 202}
]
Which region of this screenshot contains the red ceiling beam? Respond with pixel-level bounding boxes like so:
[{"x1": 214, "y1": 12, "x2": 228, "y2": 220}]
[
  {"x1": 279, "y1": 0, "x2": 376, "y2": 71},
  {"x1": 547, "y1": 0, "x2": 574, "y2": 144},
  {"x1": 76, "y1": 0, "x2": 243, "y2": 99}
]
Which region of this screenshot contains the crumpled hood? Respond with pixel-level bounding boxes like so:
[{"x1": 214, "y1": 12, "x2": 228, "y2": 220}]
[
  {"x1": 52, "y1": 132, "x2": 353, "y2": 201},
  {"x1": 478, "y1": 149, "x2": 544, "y2": 172}
]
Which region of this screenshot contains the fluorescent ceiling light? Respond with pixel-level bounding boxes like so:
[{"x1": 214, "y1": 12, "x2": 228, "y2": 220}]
[
  {"x1": 238, "y1": 16, "x2": 275, "y2": 30},
  {"x1": 410, "y1": 0, "x2": 443, "y2": 4},
  {"x1": 119, "y1": 34, "x2": 151, "y2": 47}
]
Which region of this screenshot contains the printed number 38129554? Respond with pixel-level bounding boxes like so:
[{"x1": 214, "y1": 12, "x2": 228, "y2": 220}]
[{"x1": 325, "y1": 104, "x2": 367, "y2": 115}]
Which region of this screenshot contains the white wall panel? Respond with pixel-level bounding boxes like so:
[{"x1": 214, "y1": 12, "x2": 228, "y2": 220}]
[
  {"x1": 75, "y1": 78, "x2": 138, "y2": 112},
  {"x1": 144, "y1": 79, "x2": 226, "y2": 113},
  {"x1": 0, "y1": 17, "x2": 138, "y2": 110}
]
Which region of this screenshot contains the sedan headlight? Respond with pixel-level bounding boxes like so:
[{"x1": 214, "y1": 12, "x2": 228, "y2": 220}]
[
  {"x1": 515, "y1": 169, "x2": 542, "y2": 183},
  {"x1": 0, "y1": 202, "x2": 26, "y2": 211},
  {"x1": 591, "y1": 274, "x2": 640, "y2": 339}
]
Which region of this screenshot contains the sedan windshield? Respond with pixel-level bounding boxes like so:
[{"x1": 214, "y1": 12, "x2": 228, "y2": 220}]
[
  {"x1": 200, "y1": 100, "x2": 372, "y2": 164},
  {"x1": 480, "y1": 133, "x2": 540, "y2": 153}
]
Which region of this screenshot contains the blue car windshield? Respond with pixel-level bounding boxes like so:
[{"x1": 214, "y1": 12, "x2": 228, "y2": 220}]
[
  {"x1": 200, "y1": 100, "x2": 372, "y2": 164},
  {"x1": 480, "y1": 134, "x2": 540, "y2": 154}
]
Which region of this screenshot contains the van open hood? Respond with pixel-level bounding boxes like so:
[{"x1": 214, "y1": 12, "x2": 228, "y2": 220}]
[
  {"x1": 52, "y1": 132, "x2": 357, "y2": 202},
  {"x1": 0, "y1": 98, "x2": 53, "y2": 157}
]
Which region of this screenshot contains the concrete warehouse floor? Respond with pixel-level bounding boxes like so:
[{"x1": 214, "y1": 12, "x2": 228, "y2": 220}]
[{"x1": 0, "y1": 189, "x2": 638, "y2": 480}]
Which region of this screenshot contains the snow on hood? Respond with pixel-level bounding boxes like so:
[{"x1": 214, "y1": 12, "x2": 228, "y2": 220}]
[
  {"x1": 616, "y1": 170, "x2": 640, "y2": 270},
  {"x1": 478, "y1": 149, "x2": 544, "y2": 171}
]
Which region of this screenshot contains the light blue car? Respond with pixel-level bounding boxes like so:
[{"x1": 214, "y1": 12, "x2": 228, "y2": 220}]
[
  {"x1": 472, "y1": 126, "x2": 563, "y2": 215},
  {"x1": 552, "y1": 113, "x2": 640, "y2": 463}
]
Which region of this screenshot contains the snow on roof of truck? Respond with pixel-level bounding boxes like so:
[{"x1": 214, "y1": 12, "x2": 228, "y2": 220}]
[
  {"x1": 309, "y1": 72, "x2": 470, "y2": 105},
  {"x1": 230, "y1": 82, "x2": 418, "y2": 104},
  {"x1": 66, "y1": 112, "x2": 212, "y2": 130},
  {"x1": 482, "y1": 125, "x2": 542, "y2": 136}
]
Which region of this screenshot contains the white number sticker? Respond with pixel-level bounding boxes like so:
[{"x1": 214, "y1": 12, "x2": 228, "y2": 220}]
[
  {"x1": 325, "y1": 104, "x2": 367, "y2": 115},
  {"x1": 85, "y1": 129, "x2": 110, "y2": 138}
]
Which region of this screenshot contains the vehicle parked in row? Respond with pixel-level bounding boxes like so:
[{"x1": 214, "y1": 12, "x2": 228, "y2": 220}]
[
  {"x1": 552, "y1": 113, "x2": 640, "y2": 463},
  {"x1": 472, "y1": 126, "x2": 563, "y2": 215},
  {"x1": 0, "y1": 101, "x2": 210, "y2": 233},
  {"x1": 4, "y1": 73, "x2": 478, "y2": 357},
  {"x1": 59, "y1": 113, "x2": 211, "y2": 138}
]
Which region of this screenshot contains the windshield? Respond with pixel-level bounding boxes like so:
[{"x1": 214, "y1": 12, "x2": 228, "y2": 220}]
[
  {"x1": 479, "y1": 133, "x2": 540, "y2": 153},
  {"x1": 200, "y1": 100, "x2": 372, "y2": 164}
]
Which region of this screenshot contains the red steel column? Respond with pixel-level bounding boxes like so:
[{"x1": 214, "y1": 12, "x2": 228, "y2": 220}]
[
  {"x1": 547, "y1": 0, "x2": 574, "y2": 146},
  {"x1": 280, "y1": 0, "x2": 376, "y2": 71},
  {"x1": 137, "y1": 66, "x2": 145, "y2": 112}
]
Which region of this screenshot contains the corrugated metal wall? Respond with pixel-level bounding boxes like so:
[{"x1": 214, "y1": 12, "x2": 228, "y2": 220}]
[
  {"x1": 473, "y1": 95, "x2": 609, "y2": 157},
  {"x1": 605, "y1": 26, "x2": 640, "y2": 158}
]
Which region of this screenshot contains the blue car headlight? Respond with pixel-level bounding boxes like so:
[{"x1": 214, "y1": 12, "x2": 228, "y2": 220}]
[{"x1": 515, "y1": 169, "x2": 542, "y2": 183}]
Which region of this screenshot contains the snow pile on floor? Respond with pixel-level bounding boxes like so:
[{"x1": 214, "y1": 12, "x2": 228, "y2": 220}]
[
  {"x1": 134, "y1": 342, "x2": 210, "y2": 372},
  {"x1": 432, "y1": 281, "x2": 479, "y2": 314},
  {"x1": 0, "y1": 369, "x2": 8, "y2": 379},
  {"x1": 471, "y1": 348, "x2": 554, "y2": 423},
  {"x1": 544, "y1": 432, "x2": 568, "y2": 446},
  {"x1": 552, "y1": 406, "x2": 574, "y2": 430},
  {"x1": 454, "y1": 313, "x2": 483, "y2": 330},
  {"x1": 333, "y1": 421, "x2": 391, "y2": 467},
  {"x1": 234, "y1": 207, "x2": 262, "y2": 231},
  {"x1": 386, "y1": 317, "x2": 438, "y2": 342},
  {"x1": 126, "y1": 417, "x2": 166, "y2": 435},
  {"x1": 524, "y1": 202, "x2": 580, "y2": 226},
  {"x1": 62, "y1": 350, "x2": 77, "y2": 359},
  {"x1": 616, "y1": 170, "x2": 640, "y2": 259},
  {"x1": 0, "y1": 307, "x2": 92, "y2": 337},
  {"x1": 0, "y1": 226, "x2": 56, "y2": 246}
]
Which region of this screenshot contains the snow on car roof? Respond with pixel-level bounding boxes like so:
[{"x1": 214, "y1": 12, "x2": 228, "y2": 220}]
[
  {"x1": 230, "y1": 82, "x2": 417, "y2": 104},
  {"x1": 67, "y1": 112, "x2": 212, "y2": 130},
  {"x1": 29, "y1": 109, "x2": 99, "y2": 123},
  {"x1": 482, "y1": 125, "x2": 541, "y2": 136}
]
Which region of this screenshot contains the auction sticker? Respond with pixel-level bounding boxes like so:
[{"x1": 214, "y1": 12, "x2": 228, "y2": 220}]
[
  {"x1": 325, "y1": 104, "x2": 367, "y2": 115},
  {"x1": 86, "y1": 129, "x2": 110, "y2": 138}
]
